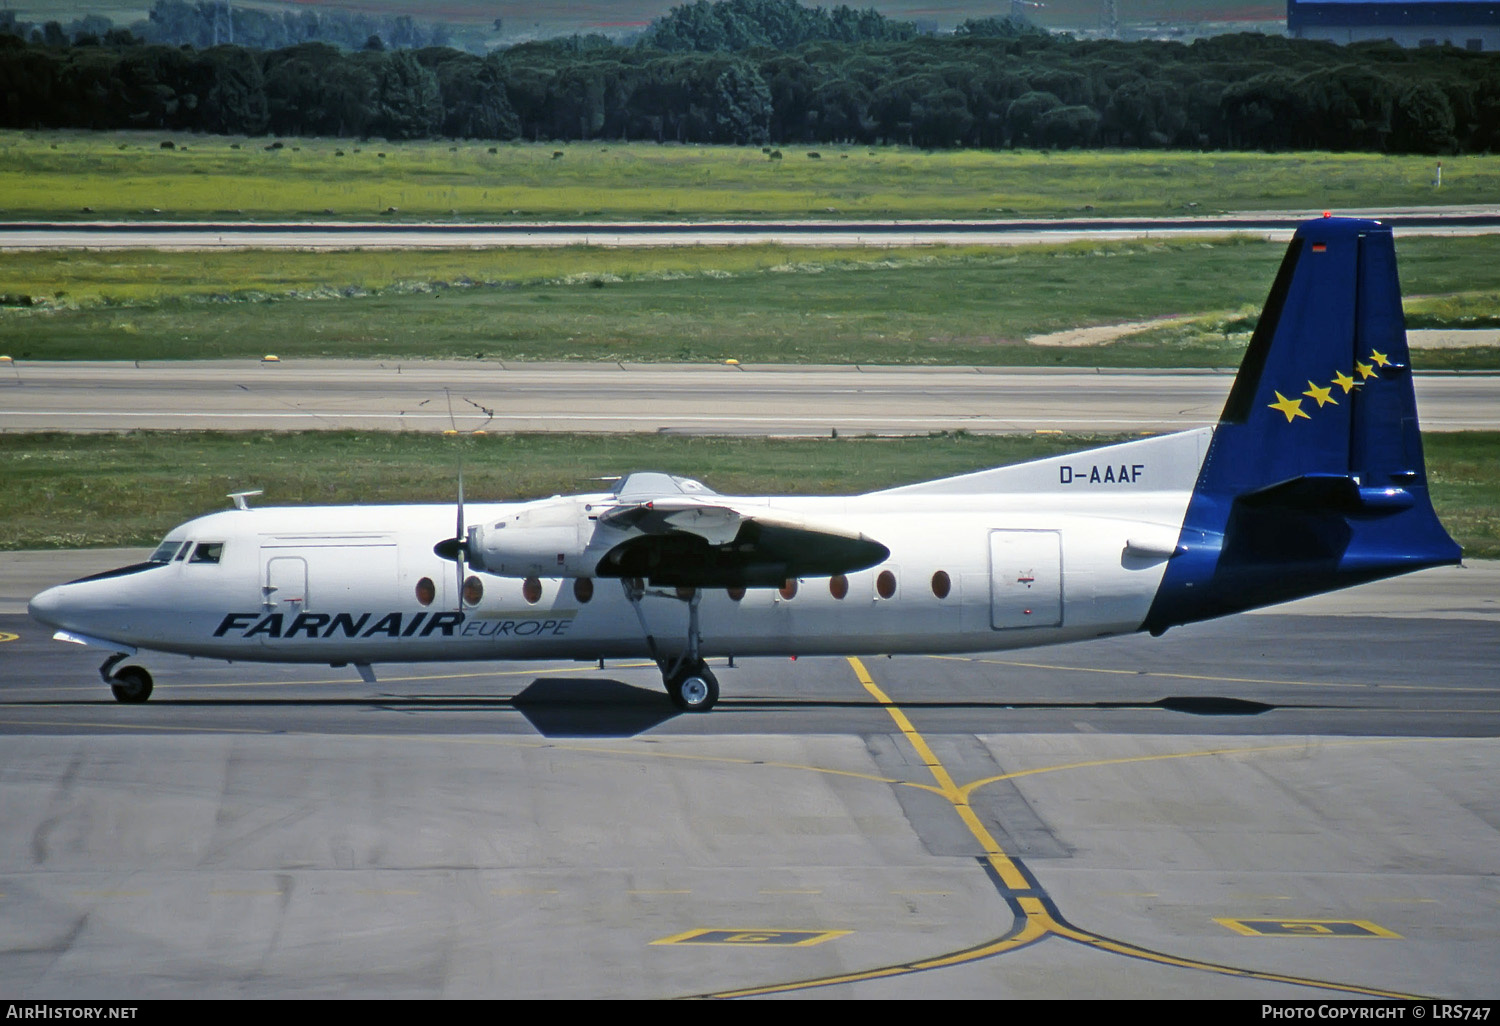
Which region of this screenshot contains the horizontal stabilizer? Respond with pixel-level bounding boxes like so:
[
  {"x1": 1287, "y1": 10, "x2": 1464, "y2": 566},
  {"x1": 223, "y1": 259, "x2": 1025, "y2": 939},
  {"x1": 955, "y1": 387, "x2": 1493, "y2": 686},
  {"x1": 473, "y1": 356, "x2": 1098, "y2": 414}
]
[{"x1": 1239, "y1": 474, "x2": 1416, "y2": 514}]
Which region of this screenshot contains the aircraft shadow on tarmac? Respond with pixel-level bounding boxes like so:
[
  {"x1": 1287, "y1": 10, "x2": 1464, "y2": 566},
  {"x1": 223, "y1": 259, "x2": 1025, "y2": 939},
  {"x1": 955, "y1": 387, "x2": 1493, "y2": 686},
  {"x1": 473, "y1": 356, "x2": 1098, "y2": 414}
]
[
  {"x1": 510, "y1": 677, "x2": 681, "y2": 735},
  {"x1": 3, "y1": 678, "x2": 1285, "y2": 738}
]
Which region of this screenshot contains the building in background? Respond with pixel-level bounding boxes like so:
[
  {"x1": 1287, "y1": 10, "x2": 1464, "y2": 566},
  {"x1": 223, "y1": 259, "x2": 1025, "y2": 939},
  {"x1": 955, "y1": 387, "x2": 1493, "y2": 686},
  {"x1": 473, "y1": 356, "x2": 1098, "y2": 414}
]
[{"x1": 1288, "y1": 0, "x2": 1500, "y2": 49}]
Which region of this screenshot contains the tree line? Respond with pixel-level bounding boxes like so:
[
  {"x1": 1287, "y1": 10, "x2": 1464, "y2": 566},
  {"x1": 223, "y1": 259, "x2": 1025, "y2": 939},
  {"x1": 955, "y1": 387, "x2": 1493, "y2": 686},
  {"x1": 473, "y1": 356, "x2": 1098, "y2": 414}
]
[
  {"x1": 1, "y1": 8, "x2": 1496, "y2": 153},
  {"x1": 0, "y1": 1, "x2": 480, "y2": 53}
]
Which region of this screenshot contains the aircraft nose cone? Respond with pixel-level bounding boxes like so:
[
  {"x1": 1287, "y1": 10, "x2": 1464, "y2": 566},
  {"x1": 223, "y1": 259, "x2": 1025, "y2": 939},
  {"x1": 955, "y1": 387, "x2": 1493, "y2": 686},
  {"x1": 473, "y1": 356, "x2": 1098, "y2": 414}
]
[{"x1": 28, "y1": 585, "x2": 68, "y2": 628}]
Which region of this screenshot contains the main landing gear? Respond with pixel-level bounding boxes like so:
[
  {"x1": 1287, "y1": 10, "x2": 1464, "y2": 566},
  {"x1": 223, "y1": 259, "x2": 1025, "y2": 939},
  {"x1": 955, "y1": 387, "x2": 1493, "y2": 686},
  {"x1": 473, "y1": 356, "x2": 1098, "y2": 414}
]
[
  {"x1": 665, "y1": 659, "x2": 719, "y2": 712},
  {"x1": 621, "y1": 579, "x2": 721, "y2": 712},
  {"x1": 100, "y1": 653, "x2": 153, "y2": 704}
]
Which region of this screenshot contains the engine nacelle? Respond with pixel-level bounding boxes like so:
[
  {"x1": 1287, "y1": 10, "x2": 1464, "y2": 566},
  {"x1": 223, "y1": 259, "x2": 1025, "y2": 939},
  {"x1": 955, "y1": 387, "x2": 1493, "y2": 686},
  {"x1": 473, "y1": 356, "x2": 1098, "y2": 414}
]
[{"x1": 466, "y1": 496, "x2": 611, "y2": 578}]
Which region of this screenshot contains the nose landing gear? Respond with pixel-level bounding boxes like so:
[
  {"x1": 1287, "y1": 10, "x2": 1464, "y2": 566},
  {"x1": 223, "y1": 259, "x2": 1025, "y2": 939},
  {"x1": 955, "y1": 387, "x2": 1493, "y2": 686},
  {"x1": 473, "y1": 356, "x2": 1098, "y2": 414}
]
[{"x1": 99, "y1": 653, "x2": 154, "y2": 704}]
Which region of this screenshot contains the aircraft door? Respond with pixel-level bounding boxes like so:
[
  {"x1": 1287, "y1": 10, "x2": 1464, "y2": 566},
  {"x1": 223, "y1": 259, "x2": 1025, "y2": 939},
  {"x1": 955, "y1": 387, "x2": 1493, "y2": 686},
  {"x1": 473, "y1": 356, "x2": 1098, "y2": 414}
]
[
  {"x1": 989, "y1": 530, "x2": 1062, "y2": 629},
  {"x1": 264, "y1": 556, "x2": 308, "y2": 614}
]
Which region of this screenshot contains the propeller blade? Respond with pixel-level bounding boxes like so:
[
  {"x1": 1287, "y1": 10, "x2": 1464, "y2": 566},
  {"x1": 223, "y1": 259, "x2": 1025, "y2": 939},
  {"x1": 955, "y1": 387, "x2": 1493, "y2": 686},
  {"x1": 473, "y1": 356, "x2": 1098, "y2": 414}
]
[
  {"x1": 454, "y1": 449, "x2": 466, "y2": 611},
  {"x1": 456, "y1": 452, "x2": 465, "y2": 546}
]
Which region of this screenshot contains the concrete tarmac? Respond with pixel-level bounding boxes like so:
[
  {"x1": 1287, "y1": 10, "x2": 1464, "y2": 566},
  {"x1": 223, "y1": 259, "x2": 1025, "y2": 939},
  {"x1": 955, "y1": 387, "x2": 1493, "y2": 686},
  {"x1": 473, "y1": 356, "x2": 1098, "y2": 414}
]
[
  {"x1": 1, "y1": 556, "x2": 1496, "y2": 999},
  {"x1": 4, "y1": 208, "x2": 1499, "y2": 250},
  {"x1": 4, "y1": 361, "x2": 1498, "y2": 434}
]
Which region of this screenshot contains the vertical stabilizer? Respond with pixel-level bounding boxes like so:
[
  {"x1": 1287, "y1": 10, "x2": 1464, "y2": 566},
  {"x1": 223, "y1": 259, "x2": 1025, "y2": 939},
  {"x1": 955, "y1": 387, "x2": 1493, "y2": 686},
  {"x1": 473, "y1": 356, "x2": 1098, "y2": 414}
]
[{"x1": 1143, "y1": 217, "x2": 1460, "y2": 633}]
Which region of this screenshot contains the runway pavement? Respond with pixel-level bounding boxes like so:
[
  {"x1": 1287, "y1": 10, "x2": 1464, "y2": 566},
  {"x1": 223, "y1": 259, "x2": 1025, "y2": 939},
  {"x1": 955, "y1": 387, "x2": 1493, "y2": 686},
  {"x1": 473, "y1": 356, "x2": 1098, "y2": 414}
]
[
  {"x1": 4, "y1": 208, "x2": 1499, "y2": 250},
  {"x1": 4, "y1": 360, "x2": 1498, "y2": 434},
  {"x1": 1, "y1": 556, "x2": 1496, "y2": 998}
]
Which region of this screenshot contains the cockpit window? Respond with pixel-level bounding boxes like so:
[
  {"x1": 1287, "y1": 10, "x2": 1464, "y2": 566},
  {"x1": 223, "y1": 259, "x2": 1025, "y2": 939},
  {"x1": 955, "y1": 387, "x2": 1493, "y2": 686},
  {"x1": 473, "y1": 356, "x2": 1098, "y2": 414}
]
[
  {"x1": 189, "y1": 542, "x2": 224, "y2": 564},
  {"x1": 173, "y1": 542, "x2": 191, "y2": 561},
  {"x1": 149, "y1": 539, "x2": 187, "y2": 563}
]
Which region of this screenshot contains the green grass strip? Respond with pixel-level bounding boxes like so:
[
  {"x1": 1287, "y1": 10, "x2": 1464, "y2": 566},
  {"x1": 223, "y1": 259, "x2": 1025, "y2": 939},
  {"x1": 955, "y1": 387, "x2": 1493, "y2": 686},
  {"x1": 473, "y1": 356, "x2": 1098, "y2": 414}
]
[
  {"x1": 1, "y1": 133, "x2": 1492, "y2": 221},
  {"x1": 3, "y1": 430, "x2": 1495, "y2": 559},
  {"x1": 5, "y1": 235, "x2": 1500, "y2": 368}
]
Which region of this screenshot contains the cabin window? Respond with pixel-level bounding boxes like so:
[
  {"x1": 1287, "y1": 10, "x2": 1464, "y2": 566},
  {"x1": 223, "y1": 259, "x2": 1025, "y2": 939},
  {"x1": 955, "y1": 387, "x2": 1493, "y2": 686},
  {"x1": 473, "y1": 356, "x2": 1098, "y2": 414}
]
[
  {"x1": 573, "y1": 577, "x2": 594, "y2": 603},
  {"x1": 779, "y1": 579, "x2": 798, "y2": 600},
  {"x1": 189, "y1": 542, "x2": 224, "y2": 564},
  {"x1": 829, "y1": 574, "x2": 848, "y2": 600},
  {"x1": 463, "y1": 576, "x2": 484, "y2": 606},
  {"x1": 931, "y1": 570, "x2": 951, "y2": 600},
  {"x1": 522, "y1": 576, "x2": 542, "y2": 604},
  {"x1": 876, "y1": 570, "x2": 897, "y2": 600},
  {"x1": 415, "y1": 577, "x2": 436, "y2": 606},
  {"x1": 726, "y1": 586, "x2": 746, "y2": 602}
]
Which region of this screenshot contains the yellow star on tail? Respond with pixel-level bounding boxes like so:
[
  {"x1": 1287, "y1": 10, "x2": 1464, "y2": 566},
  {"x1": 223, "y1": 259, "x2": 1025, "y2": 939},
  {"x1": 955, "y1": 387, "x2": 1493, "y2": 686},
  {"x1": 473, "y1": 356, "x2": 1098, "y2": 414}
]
[
  {"x1": 1268, "y1": 391, "x2": 1311, "y2": 422},
  {"x1": 1369, "y1": 350, "x2": 1389, "y2": 366},
  {"x1": 1332, "y1": 369, "x2": 1358, "y2": 393},
  {"x1": 1303, "y1": 380, "x2": 1338, "y2": 407},
  {"x1": 1355, "y1": 361, "x2": 1375, "y2": 380}
]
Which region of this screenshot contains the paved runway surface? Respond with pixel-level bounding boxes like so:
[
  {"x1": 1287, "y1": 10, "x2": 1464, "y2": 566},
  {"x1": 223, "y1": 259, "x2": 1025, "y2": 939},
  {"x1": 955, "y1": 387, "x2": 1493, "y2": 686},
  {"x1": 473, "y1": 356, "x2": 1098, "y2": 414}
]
[
  {"x1": 4, "y1": 360, "x2": 1498, "y2": 434},
  {"x1": 5, "y1": 209, "x2": 1499, "y2": 250},
  {"x1": 2, "y1": 556, "x2": 1496, "y2": 999}
]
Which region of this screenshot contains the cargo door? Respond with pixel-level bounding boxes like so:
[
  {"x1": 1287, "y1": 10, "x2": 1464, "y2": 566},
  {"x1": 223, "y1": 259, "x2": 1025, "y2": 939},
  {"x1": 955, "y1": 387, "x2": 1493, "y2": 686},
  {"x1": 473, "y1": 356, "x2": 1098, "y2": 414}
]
[{"x1": 989, "y1": 530, "x2": 1062, "y2": 629}]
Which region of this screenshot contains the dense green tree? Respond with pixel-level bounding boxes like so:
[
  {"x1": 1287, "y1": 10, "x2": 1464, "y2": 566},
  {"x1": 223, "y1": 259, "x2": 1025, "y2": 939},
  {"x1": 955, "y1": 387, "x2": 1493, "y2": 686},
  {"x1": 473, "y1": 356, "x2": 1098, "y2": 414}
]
[
  {"x1": 1037, "y1": 104, "x2": 1100, "y2": 148},
  {"x1": 1, "y1": 18, "x2": 1497, "y2": 154},
  {"x1": 199, "y1": 44, "x2": 267, "y2": 134},
  {"x1": 1392, "y1": 81, "x2": 1457, "y2": 154},
  {"x1": 361, "y1": 49, "x2": 441, "y2": 139},
  {"x1": 954, "y1": 16, "x2": 1048, "y2": 40},
  {"x1": 712, "y1": 60, "x2": 772, "y2": 143},
  {"x1": 1005, "y1": 89, "x2": 1064, "y2": 147},
  {"x1": 641, "y1": 0, "x2": 913, "y2": 52},
  {"x1": 434, "y1": 54, "x2": 519, "y2": 139}
]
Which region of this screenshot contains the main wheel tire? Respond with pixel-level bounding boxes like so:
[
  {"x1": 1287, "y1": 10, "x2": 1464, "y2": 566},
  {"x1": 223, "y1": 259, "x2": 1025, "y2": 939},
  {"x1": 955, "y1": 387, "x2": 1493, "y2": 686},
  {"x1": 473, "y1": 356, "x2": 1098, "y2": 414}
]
[
  {"x1": 666, "y1": 662, "x2": 718, "y2": 712},
  {"x1": 109, "y1": 666, "x2": 153, "y2": 704}
]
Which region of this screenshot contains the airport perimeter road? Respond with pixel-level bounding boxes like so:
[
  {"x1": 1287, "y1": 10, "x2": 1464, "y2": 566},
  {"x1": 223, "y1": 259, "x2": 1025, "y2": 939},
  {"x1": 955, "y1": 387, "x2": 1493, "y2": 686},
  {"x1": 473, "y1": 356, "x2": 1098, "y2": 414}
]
[
  {"x1": 3, "y1": 361, "x2": 1498, "y2": 434},
  {"x1": 3, "y1": 208, "x2": 1500, "y2": 250},
  {"x1": 0, "y1": 561, "x2": 1497, "y2": 998}
]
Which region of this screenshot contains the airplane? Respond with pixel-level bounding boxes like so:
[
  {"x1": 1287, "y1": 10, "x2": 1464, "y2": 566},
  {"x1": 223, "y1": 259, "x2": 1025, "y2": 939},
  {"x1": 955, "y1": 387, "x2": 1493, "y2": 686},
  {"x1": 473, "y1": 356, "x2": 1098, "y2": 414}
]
[{"x1": 27, "y1": 215, "x2": 1461, "y2": 712}]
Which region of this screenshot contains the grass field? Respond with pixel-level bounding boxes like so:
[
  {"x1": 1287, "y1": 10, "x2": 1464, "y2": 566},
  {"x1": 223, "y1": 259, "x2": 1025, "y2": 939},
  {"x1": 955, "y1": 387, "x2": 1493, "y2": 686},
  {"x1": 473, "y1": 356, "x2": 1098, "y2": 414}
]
[
  {"x1": 4, "y1": 234, "x2": 1499, "y2": 368},
  {"x1": 3, "y1": 430, "x2": 1495, "y2": 557},
  {"x1": 0, "y1": 133, "x2": 1484, "y2": 222}
]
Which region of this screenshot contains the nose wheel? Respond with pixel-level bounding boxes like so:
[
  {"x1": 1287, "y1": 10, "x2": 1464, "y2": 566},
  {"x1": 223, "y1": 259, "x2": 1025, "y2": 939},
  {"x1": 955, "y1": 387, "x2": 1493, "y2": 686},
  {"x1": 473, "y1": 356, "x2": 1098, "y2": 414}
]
[
  {"x1": 100, "y1": 655, "x2": 154, "y2": 704},
  {"x1": 666, "y1": 661, "x2": 719, "y2": 712}
]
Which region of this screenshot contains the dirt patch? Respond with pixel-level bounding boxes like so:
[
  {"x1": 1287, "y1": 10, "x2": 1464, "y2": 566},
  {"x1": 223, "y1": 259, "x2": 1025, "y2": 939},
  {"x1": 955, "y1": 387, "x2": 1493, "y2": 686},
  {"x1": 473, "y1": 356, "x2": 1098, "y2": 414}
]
[
  {"x1": 1407, "y1": 329, "x2": 1500, "y2": 349},
  {"x1": 1027, "y1": 316, "x2": 1197, "y2": 347},
  {"x1": 1029, "y1": 320, "x2": 1500, "y2": 350}
]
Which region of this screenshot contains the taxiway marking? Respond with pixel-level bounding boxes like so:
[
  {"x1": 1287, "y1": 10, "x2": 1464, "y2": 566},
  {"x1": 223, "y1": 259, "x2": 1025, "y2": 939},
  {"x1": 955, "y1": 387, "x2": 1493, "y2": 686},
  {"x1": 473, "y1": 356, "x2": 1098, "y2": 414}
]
[{"x1": 699, "y1": 657, "x2": 1428, "y2": 1000}]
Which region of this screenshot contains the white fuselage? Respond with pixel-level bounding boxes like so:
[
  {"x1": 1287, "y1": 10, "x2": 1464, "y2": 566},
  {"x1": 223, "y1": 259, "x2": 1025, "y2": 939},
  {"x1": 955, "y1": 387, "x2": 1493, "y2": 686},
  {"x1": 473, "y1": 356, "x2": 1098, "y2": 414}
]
[{"x1": 29, "y1": 430, "x2": 1209, "y2": 668}]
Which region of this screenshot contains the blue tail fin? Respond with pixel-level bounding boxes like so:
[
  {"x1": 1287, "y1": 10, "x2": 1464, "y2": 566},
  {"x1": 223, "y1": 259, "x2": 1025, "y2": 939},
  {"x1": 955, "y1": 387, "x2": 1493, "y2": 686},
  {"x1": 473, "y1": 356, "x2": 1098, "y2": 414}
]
[{"x1": 1143, "y1": 216, "x2": 1460, "y2": 634}]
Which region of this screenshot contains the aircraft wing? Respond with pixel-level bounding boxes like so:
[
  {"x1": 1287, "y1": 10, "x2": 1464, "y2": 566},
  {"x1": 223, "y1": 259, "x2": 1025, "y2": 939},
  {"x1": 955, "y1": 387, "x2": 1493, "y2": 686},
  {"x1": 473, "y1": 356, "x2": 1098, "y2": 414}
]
[
  {"x1": 596, "y1": 497, "x2": 745, "y2": 545},
  {"x1": 594, "y1": 497, "x2": 889, "y2": 588}
]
